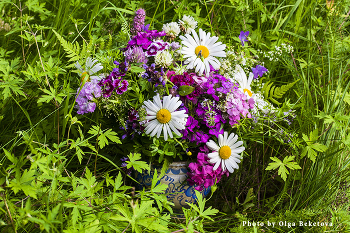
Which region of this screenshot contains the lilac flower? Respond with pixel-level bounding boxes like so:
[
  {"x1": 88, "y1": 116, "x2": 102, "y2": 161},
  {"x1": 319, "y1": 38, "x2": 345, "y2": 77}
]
[
  {"x1": 239, "y1": 31, "x2": 249, "y2": 46},
  {"x1": 124, "y1": 46, "x2": 148, "y2": 64},
  {"x1": 252, "y1": 65, "x2": 268, "y2": 79},
  {"x1": 131, "y1": 8, "x2": 146, "y2": 35},
  {"x1": 75, "y1": 79, "x2": 102, "y2": 114},
  {"x1": 225, "y1": 88, "x2": 255, "y2": 126},
  {"x1": 170, "y1": 42, "x2": 180, "y2": 50}
]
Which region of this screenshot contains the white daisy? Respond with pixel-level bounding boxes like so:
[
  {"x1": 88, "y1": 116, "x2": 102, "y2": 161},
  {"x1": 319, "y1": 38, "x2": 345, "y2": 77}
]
[
  {"x1": 75, "y1": 57, "x2": 103, "y2": 82},
  {"x1": 206, "y1": 131, "x2": 245, "y2": 173},
  {"x1": 179, "y1": 15, "x2": 197, "y2": 34},
  {"x1": 232, "y1": 65, "x2": 275, "y2": 114},
  {"x1": 180, "y1": 29, "x2": 226, "y2": 76},
  {"x1": 233, "y1": 65, "x2": 254, "y2": 98},
  {"x1": 162, "y1": 22, "x2": 181, "y2": 37},
  {"x1": 143, "y1": 94, "x2": 188, "y2": 141},
  {"x1": 155, "y1": 50, "x2": 173, "y2": 67}
]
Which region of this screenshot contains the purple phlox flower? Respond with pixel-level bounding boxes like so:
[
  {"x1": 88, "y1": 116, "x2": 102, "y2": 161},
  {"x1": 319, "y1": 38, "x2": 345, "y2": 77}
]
[
  {"x1": 209, "y1": 123, "x2": 224, "y2": 137},
  {"x1": 186, "y1": 116, "x2": 199, "y2": 132},
  {"x1": 252, "y1": 65, "x2": 268, "y2": 79},
  {"x1": 187, "y1": 152, "x2": 229, "y2": 191},
  {"x1": 131, "y1": 8, "x2": 146, "y2": 35},
  {"x1": 196, "y1": 131, "x2": 210, "y2": 144},
  {"x1": 75, "y1": 79, "x2": 102, "y2": 114},
  {"x1": 239, "y1": 31, "x2": 249, "y2": 46}
]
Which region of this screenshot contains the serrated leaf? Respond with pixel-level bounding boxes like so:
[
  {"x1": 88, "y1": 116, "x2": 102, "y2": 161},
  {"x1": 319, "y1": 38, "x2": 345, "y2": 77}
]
[
  {"x1": 4, "y1": 148, "x2": 17, "y2": 164},
  {"x1": 8, "y1": 169, "x2": 37, "y2": 199},
  {"x1": 126, "y1": 153, "x2": 149, "y2": 173},
  {"x1": 266, "y1": 156, "x2": 301, "y2": 181}
]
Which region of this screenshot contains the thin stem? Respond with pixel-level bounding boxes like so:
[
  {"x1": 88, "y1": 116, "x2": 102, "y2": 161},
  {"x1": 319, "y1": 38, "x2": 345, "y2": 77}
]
[
  {"x1": 94, "y1": 124, "x2": 102, "y2": 177},
  {"x1": 1, "y1": 192, "x2": 17, "y2": 233}
]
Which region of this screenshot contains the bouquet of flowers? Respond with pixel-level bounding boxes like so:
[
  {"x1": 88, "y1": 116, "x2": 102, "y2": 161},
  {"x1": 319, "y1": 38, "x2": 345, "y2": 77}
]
[{"x1": 74, "y1": 9, "x2": 295, "y2": 192}]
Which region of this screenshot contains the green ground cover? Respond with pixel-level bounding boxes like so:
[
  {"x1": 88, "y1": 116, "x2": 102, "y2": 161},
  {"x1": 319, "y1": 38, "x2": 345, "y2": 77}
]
[{"x1": 1, "y1": 0, "x2": 350, "y2": 232}]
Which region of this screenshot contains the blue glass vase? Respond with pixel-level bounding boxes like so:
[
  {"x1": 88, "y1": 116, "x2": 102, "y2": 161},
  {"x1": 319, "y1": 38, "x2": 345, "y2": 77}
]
[{"x1": 135, "y1": 161, "x2": 211, "y2": 210}]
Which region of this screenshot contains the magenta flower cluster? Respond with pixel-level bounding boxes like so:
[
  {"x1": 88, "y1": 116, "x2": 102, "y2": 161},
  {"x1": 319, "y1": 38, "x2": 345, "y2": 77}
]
[
  {"x1": 187, "y1": 146, "x2": 229, "y2": 191},
  {"x1": 76, "y1": 79, "x2": 102, "y2": 115},
  {"x1": 98, "y1": 61, "x2": 129, "y2": 98}
]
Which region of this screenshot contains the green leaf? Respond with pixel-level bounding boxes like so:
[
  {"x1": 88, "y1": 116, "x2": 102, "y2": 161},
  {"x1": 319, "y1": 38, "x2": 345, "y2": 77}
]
[
  {"x1": 150, "y1": 169, "x2": 168, "y2": 193},
  {"x1": 130, "y1": 66, "x2": 145, "y2": 73},
  {"x1": 88, "y1": 125, "x2": 121, "y2": 149},
  {"x1": 186, "y1": 190, "x2": 219, "y2": 221},
  {"x1": 266, "y1": 156, "x2": 301, "y2": 181},
  {"x1": 4, "y1": 148, "x2": 17, "y2": 164},
  {"x1": 261, "y1": 79, "x2": 299, "y2": 105},
  {"x1": 126, "y1": 153, "x2": 149, "y2": 173},
  {"x1": 0, "y1": 74, "x2": 25, "y2": 99},
  {"x1": 37, "y1": 87, "x2": 65, "y2": 104},
  {"x1": 8, "y1": 169, "x2": 38, "y2": 199},
  {"x1": 301, "y1": 129, "x2": 328, "y2": 162},
  {"x1": 71, "y1": 206, "x2": 81, "y2": 227},
  {"x1": 178, "y1": 85, "x2": 195, "y2": 96}
]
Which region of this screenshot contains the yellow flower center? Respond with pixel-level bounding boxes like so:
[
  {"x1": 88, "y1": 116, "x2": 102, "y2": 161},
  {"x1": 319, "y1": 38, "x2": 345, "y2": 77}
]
[
  {"x1": 219, "y1": 145, "x2": 231, "y2": 160},
  {"x1": 81, "y1": 72, "x2": 90, "y2": 83},
  {"x1": 243, "y1": 88, "x2": 253, "y2": 97},
  {"x1": 195, "y1": 45, "x2": 210, "y2": 58},
  {"x1": 156, "y1": 109, "x2": 171, "y2": 124}
]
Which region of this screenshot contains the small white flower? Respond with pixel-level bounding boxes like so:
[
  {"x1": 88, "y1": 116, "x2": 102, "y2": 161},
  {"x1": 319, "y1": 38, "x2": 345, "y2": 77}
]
[
  {"x1": 206, "y1": 131, "x2": 245, "y2": 173},
  {"x1": 155, "y1": 50, "x2": 173, "y2": 67},
  {"x1": 179, "y1": 15, "x2": 197, "y2": 34},
  {"x1": 162, "y1": 22, "x2": 181, "y2": 37}
]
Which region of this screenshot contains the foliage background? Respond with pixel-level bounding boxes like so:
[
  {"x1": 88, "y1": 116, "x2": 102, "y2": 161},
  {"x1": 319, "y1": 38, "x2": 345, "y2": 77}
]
[{"x1": 1, "y1": 0, "x2": 350, "y2": 232}]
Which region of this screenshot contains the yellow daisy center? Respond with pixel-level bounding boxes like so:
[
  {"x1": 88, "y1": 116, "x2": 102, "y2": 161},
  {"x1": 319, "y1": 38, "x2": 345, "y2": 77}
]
[
  {"x1": 156, "y1": 109, "x2": 171, "y2": 124},
  {"x1": 195, "y1": 45, "x2": 210, "y2": 58},
  {"x1": 219, "y1": 145, "x2": 231, "y2": 160},
  {"x1": 81, "y1": 72, "x2": 90, "y2": 83},
  {"x1": 243, "y1": 88, "x2": 253, "y2": 97}
]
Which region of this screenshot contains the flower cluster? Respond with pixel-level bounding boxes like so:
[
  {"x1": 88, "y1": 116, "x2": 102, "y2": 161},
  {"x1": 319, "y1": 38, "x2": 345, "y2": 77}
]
[
  {"x1": 76, "y1": 79, "x2": 102, "y2": 114},
  {"x1": 73, "y1": 9, "x2": 294, "y2": 193},
  {"x1": 187, "y1": 147, "x2": 229, "y2": 191},
  {"x1": 98, "y1": 61, "x2": 129, "y2": 97}
]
